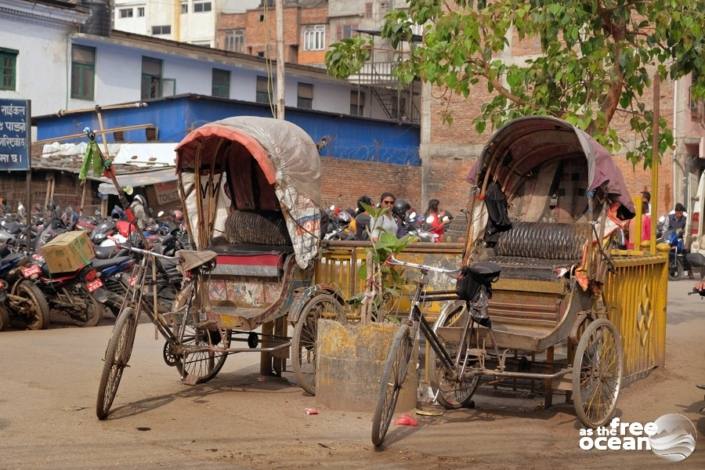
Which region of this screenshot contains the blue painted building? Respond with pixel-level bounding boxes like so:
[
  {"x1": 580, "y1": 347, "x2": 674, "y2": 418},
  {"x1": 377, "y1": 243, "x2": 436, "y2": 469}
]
[{"x1": 33, "y1": 94, "x2": 421, "y2": 166}]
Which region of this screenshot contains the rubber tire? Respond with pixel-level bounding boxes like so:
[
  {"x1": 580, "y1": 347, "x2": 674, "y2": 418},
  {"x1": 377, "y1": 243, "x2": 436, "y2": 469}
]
[
  {"x1": 96, "y1": 307, "x2": 138, "y2": 420},
  {"x1": 430, "y1": 301, "x2": 480, "y2": 409},
  {"x1": 668, "y1": 259, "x2": 684, "y2": 281},
  {"x1": 17, "y1": 280, "x2": 50, "y2": 330},
  {"x1": 371, "y1": 324, "x2": 413, "y2": 448},
  {"x1": 291, "y1": 293, "x2": 346, "y2": 395},
  {"x1": 172, "y1": 285, "x2": 230, "y2": 385},
  {"x1": 0, "y1": 306, "x2": 9, "y2": 331},
  {"x1": 572, "y1": 318, "x2": 623, "y2": 428},
  {"x1": 80, "y1": 295, "x2": 104, "y2": 328}
]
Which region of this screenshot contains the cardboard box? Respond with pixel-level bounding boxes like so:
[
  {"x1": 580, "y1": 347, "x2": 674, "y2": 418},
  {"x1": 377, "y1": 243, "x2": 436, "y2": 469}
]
[{"x1": 40, "y1": 230, "x2": 95, "y2": 274}]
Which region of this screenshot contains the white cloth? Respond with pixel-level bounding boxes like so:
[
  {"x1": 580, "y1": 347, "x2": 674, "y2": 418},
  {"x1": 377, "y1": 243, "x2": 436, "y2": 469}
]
[{"x1": 370, "y1": 214, "x2": 398, "y2": 241}]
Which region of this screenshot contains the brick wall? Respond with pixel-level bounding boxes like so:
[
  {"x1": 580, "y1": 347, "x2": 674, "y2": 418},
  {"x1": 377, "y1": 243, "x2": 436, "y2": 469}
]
[
  {"x1": 216, "y1": 6, "x2": 328, "y2": 66},
  {"x1": 319, "y1": 157, "x2": 422, "y2": 211},
  {"x1": 0, "y1": 171, "x2": 101, "y2": 213}
]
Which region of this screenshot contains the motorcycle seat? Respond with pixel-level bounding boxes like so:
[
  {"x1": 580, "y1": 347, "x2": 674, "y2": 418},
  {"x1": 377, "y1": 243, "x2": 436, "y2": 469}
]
[{"x1": 92, "y1": 256, "x2": 133, "y2": 270}]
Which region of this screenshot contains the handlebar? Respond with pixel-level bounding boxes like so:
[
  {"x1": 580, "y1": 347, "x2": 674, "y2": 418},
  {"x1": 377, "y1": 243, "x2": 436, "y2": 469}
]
[
  {"x1": 386, "y1": 256, "x2": 460, "y2": 276},
  {"x1": 117, "y1": 244, "x2": 177, "y2": 261}
]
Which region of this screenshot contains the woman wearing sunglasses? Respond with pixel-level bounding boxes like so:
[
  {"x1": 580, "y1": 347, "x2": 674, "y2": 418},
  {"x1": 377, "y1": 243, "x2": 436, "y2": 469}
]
[{"x1": 370, "y1": 192, "x2": 398, "y2": 242}]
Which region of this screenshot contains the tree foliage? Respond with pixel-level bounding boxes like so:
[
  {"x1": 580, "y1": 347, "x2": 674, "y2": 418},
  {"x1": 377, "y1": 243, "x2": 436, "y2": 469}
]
[{"x1": 326, "y1": 0, "x2": 705, "y2": 166}]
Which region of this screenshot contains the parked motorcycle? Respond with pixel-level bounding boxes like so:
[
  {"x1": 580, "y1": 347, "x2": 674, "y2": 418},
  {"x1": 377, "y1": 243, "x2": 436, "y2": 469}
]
[
  {"x1": 0, "y1": 252, "x2": 50, "y2": 330},
  {"x1": 22, "y1": 255, "x2": 107, "y2": 327},
  {"x1": 661, "y1": 229, "x2": 693, "y2": 280}
]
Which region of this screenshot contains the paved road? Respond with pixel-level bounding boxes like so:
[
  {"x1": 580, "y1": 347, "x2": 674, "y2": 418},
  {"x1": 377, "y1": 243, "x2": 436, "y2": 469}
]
[{"x1": 1, "y1": 281, "x2": 704, "y2": 469}]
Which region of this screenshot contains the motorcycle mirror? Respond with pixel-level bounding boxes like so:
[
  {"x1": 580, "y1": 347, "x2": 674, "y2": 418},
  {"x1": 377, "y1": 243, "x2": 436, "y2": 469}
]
[{"x1": 409, "y1": 211, "x2": 417, "y2": 220}]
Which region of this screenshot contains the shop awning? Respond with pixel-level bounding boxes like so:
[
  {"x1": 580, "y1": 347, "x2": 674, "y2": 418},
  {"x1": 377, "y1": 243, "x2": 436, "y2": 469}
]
[{"x1": 97, "y1": 168, "x2": 177, "y2": 195}]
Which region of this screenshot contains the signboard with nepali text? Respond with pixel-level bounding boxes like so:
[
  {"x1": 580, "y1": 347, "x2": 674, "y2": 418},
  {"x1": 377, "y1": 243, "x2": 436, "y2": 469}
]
[{"x1": 0, "y1": 99, "x2": 30, "y2": 171}]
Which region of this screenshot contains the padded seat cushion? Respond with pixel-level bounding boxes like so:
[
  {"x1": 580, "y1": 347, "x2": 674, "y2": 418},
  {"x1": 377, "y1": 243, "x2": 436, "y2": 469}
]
[
  {"x1": 494, "y1": 222, "x2": 590, "y2": 260},
  {"x1": 208, "y1": 243, "x2": 292, "y2": 277}
]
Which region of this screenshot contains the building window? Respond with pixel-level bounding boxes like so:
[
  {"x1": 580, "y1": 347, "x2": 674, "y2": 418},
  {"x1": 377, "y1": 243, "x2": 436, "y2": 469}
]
[
  {"x1": 181, "y1": 2, "x2": 188, "y2": 13},
  {"x1": 365, "y1": 2, "x2": 372, "y2": 18},
  {"x1": 137, "y1": 7, "x2": 145, "y2": 16},
  {"x1": 152, "y1": 25, "x2": 171, "y2": 35},
  {"x1": 224, "y1": 29, "x2": 244, "y2": 52},
  {"x1": 193, "y1": 1, "x2": 211, "y2": 13},
  {"x1": 350, "y1": 90, "x2": 365, "y2": 116},
  {"x1": 70, "y1": 45, "x2": 95, "y2": 100},
  {"x1": 297, "y1": 83, "x2": 313, "y2": 110},
  {"x1": 212, "y1": 68, "x2": 230, "y2": 98},
  {"x1": 256, "y1": 75, "x2": 274, "y2": 105},
  {"x1": 118, "y1": 8, "x2": 133, "y2": 18},
  {"x1": 303, "y1": 25, "x2": 325, "y2": 51},
  {"x1": 141, "y1": 56, "x2": 162, "y2": 99},
  {"x1": 0, "y1": 48, "x2": 17, "y2": 91},
  {"x1": 341, "y1": 24, "x2": 357, "y2": 39}
]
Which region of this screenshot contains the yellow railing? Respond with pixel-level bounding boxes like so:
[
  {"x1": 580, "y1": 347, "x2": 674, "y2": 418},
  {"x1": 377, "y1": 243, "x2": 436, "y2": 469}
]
[
  {"x1": 605, "y1": 252, "x2": 668, "y2": 383},
  {"x1": 316, "y1": 241, "x2": 669, "y2": 384}
]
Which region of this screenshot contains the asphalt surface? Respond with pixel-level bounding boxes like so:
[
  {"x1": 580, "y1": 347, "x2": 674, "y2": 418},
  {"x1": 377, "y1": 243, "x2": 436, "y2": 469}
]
[{"x1": 1, "y1": 281, "x2": 704, "y2": 469}]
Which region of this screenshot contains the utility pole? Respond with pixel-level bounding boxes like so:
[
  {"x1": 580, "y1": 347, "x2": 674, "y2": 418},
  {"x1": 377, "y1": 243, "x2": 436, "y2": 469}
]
[
  {"x1": 275, "y1": 0, "x2": 285, "y2": 119},
  {"x1": 650, "y1": 73, "x2": 660, "y2": 255}
]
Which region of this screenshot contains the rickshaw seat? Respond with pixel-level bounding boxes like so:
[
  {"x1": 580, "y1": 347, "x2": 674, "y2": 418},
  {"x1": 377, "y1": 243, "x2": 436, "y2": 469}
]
[
  {"x1": 208, "y1": 243, "x2": 293, "y2": 277},
  {"x1": 488, "y1": 222, "x2": 590, "y2": 280}
]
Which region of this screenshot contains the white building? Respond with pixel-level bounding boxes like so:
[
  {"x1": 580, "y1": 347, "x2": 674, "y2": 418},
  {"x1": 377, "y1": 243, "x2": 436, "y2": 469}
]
[
  {"x1": 0, "y1": 0, "x2": 88, "y2": 116},
  {"x1": 68, "y1": 30, "x2": 386, "y2": 118},
  {"x1": 114, "y1": 0, "x2": 227, "y2": 47}
]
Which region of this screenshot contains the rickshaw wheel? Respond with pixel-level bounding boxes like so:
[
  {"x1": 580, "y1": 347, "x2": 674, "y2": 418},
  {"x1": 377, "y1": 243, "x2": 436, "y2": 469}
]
[
  {"x1": 172, "y1": 286, "x2": 231, "y2": 385},
  {"x1": 430, "y1": 301, "x2": 480, "y2": 409},
  {"x1": 96, "y1": 307, "x2": 138, "y2": 420},
  {"x1": 371, "y1": 324, "x2": 413, "y2": 448},
  {"x1": 291, "y1": 293, "x2": 346, "y2": 395},
  {"x1": 572, "y1": 318, "x2": 623, "y2": 428}
]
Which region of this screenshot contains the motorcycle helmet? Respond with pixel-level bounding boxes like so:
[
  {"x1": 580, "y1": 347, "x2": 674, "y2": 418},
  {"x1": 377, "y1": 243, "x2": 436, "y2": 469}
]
[
  {"x1": 392, "y1": 199, "x2": 411, "y2": 218},
  {"x1": 133, "y1": 194, "x2": 147, "y2": 206},
  {"x1": 337, "y1": 210, "x2": 352, "y2": 226}
]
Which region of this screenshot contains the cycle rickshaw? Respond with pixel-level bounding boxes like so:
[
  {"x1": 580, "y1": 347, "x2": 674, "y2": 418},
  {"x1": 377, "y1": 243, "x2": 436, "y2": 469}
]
[
  {"x1": 372, "y1": 116, "x2": 628, "y2": 446},
  {"x1": 96, "y1": 117, "x2": 345, "y2": 419}
]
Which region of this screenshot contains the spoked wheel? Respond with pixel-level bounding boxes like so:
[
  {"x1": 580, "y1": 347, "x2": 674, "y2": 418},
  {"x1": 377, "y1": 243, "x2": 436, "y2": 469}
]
[
  {"x1": 371, "y1": 324, "x2": 413, "y2": 448},
  {"x1": 668, "y1": 258, "x2": 684, "y2": 281},
  {"x1": 572, "y1": 318, "x2": 623, "y2": 427},
  {"x1": 291, "y1": 293, "x2": 346, "y2": 395},
  {"x1": 171, "y1": 285, "x2": 231, "y2": 385},
  {"x1": 96, "y1": 307, "x2": 138, "y2": 420},
  {"x1": 15, "y1": 280, "x2": 50, "y2": 330},
  {"x1": 430, "y1": 301, "x2": 481, "y2": 409},
  {"x1": 175, "y1": 326, "x2": 231, "y2": 385}
]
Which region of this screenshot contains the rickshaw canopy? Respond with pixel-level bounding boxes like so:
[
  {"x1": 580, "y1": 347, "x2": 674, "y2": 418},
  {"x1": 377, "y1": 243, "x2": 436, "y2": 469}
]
[
  {"x1": 175, "y1": 117, "x2": 322, "y2": 269},
  {"x1": 468, "y1": 116, "x2": 635, "y2": 219}
]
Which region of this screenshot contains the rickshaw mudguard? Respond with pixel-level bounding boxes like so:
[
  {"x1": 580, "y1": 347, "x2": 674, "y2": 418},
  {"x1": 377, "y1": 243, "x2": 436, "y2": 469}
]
[{"x1": 288, "y1": 284, "x2": 345, "y2": 324}]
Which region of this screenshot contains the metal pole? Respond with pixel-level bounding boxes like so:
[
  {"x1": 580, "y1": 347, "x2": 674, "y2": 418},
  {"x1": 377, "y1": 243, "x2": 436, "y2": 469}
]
[
  {"x1": 650, "y1": 74, "x2": 660, "y2": 255},
  {"x1": 275, "y1": 0, "x2": 285, "y2": 120},
  {"x1": 25, "y1": 100, "x2": 32, "y2": 249}
]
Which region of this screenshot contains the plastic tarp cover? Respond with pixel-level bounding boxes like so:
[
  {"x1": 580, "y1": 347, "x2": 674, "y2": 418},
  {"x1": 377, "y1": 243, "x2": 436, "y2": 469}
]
[{"x1": 176, "y1": 117, "x2": 321, "y2": 269}]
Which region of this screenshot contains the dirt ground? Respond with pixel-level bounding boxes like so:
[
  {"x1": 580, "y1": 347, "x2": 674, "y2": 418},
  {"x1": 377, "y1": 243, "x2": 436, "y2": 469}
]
[{"x1": 1, "y1": 280, "x2": 704, "y2": 469}]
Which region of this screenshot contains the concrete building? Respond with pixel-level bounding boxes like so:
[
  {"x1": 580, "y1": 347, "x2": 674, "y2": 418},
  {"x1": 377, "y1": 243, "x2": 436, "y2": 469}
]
[{"x1": 0, "y1": 0, "x2": 88, "y2": 116}]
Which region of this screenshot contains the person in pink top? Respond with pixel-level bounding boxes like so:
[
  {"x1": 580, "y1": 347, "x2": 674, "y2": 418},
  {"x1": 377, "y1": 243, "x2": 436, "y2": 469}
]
[
  {"x1": 424, "y1": 199, "x2": 452, "y2": 243},
  {"x1": 628, "y1": 191, "x2": 651, "y2": 249}
]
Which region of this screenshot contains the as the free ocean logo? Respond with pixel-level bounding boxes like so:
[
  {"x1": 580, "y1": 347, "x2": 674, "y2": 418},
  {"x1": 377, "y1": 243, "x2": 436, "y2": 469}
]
[{"x1": 579, "y1": 415, "x2": 696, "y2": 462}]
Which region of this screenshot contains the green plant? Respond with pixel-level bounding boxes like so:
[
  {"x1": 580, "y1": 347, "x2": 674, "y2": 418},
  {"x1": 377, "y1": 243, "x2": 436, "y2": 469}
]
[{"x1": 358, "y1": 203, "x2": 417, "y2": 323}]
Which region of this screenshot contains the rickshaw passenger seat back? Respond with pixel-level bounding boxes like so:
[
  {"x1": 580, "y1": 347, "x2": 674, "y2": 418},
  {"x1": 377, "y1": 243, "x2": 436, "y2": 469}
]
[{"x1": 208, "y1": 245, "x2": 293, "y2": 277}]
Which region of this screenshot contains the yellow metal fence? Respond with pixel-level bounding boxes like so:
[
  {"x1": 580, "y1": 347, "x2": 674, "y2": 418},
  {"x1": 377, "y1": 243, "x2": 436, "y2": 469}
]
[{"x1": 316, "y1": 241, "x2": 668, "y2": 383}]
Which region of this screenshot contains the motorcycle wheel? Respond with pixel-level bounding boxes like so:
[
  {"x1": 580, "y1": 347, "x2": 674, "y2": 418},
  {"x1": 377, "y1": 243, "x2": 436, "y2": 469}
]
[
  {"x1": 80, "y1": 295, "x2": 105, "y2": 327},
  {"x1": 0, "y1": 305, "x2": 9, "y2": 331},
  {"x1": 16, "y1": 280, "x2": 50, "y2": 330},
  {"x1": 668, "y1": 259, "x2": 684, "y2": 281}
]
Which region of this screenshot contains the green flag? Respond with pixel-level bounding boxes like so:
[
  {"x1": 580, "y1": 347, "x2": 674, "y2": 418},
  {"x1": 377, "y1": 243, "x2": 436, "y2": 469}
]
[{"x1": 79, "y1": 141, "x2": 104, "y2": 181}]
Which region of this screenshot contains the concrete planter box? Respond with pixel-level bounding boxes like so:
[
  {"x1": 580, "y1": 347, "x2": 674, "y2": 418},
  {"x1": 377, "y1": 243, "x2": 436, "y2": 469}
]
[{"x1": 316, "y1": 319, "x2": 417, "y2": 412}]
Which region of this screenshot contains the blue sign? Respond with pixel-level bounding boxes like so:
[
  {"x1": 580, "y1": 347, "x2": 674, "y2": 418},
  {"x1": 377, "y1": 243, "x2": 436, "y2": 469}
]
[{"x1": 0, "y1": 99, "x2": 30, "y2": 171}]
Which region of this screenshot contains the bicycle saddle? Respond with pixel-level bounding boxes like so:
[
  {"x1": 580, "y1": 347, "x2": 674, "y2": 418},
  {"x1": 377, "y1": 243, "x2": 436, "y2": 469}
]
[{"x1": 467, "y1": 261, "x2": 501, "y2": 284}]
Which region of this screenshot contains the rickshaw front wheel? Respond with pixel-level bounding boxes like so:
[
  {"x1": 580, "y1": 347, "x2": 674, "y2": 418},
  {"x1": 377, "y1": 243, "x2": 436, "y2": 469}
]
[{"x1": 572, "y1": 318, "x2": 623, "y2": 428}]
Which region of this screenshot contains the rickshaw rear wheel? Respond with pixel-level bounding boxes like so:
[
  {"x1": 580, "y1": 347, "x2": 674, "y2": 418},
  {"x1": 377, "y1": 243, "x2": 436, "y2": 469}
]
[
  {"x1": 291, "y1": 293, "x2": 346, "y2": 395},
  {"x1": 96, "y1": 307, "x2": 138, "y2": 420},
  {"x1": 172, "y1": 286, "x2": 231, "y2": 385},
  {"x1": 430, "y1": 301, "x2": 480, "y2": 409},
  {"x1": 572, "y1": 318, "x2": 623, "y2": 428},
  {"x1": 371, "y1": 324, "x2": 413, "y2": 448}
]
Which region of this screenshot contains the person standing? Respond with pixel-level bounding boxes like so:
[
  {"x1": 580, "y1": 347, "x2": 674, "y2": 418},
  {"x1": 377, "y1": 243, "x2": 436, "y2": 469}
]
[
  {"x1": 354, "y1": 195, "x2": 372, "y2": 240},
  {"x1": 424, "y1": 199, "x2": 451, "y2": 242},
  {"x1": 370, "y1": 192, "x2": 397, "y2": 242}
]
